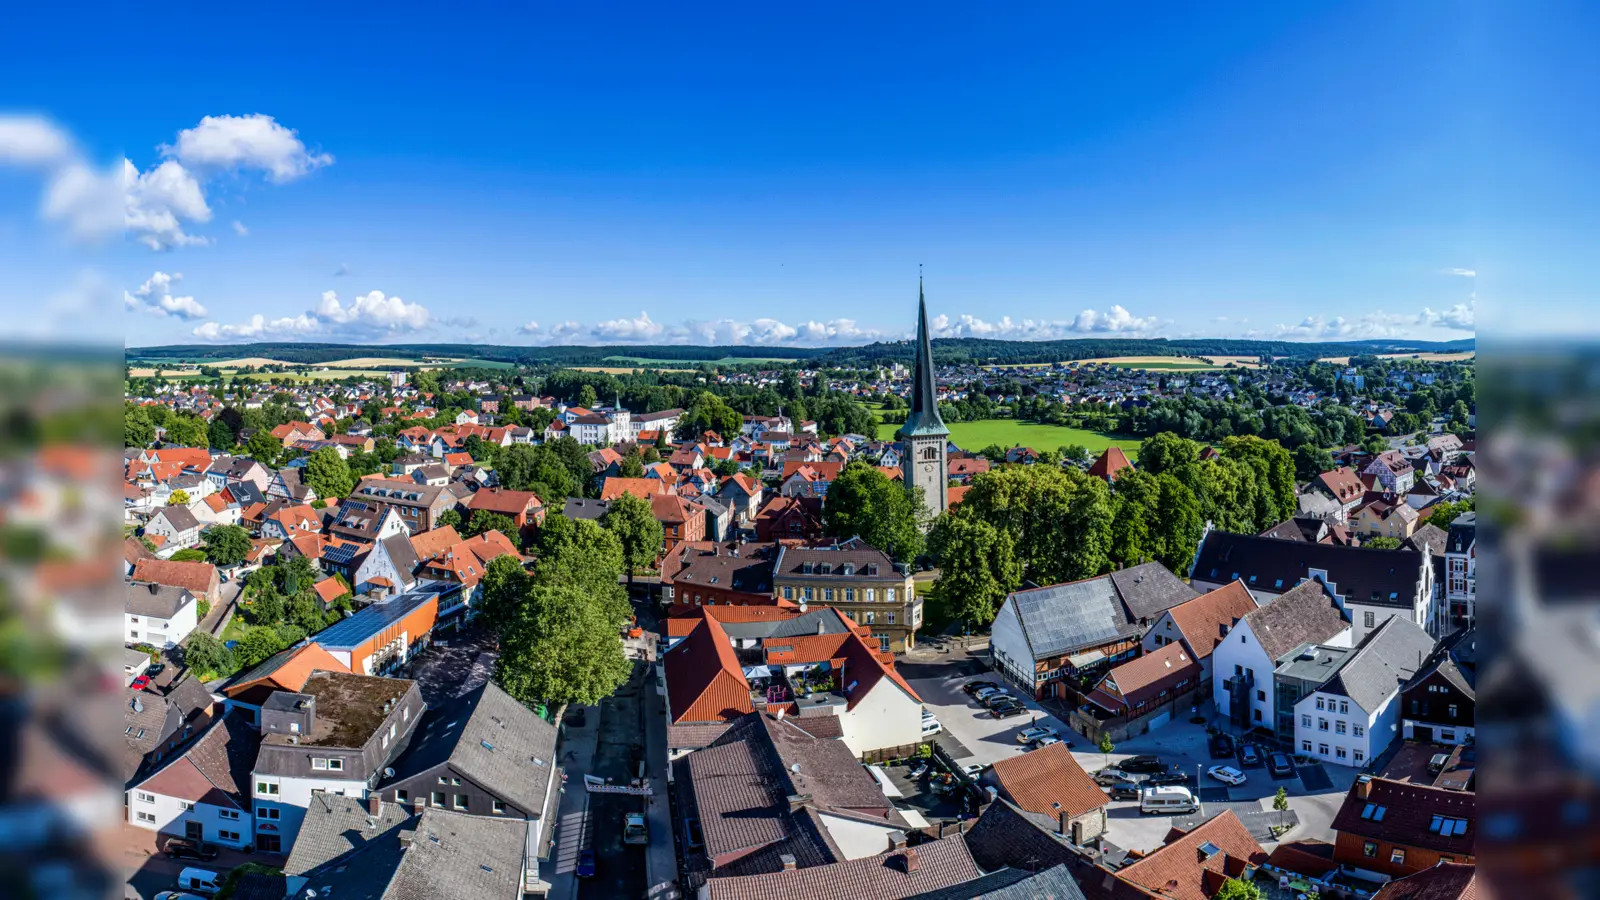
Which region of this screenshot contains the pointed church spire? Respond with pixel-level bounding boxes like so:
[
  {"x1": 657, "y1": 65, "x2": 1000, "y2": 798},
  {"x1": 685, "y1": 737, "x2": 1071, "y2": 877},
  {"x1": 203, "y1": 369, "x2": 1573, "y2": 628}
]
[{"x1": 902, "y1": 274, "x2": 949, "y2": 438}]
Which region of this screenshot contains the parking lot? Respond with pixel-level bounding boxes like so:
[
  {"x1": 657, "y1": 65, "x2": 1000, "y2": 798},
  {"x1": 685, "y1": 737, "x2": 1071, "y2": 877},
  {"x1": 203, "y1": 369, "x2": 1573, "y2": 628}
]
[{"x1": 909, "y1": 663, "x2": 1358, "y2": 853}]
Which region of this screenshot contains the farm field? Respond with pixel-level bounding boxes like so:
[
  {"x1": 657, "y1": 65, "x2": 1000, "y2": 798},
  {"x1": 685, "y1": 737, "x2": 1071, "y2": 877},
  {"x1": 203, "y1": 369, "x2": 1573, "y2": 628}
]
[
  {"x1": 600, "y1": 355, "x2": 795, "y2": 366},
  {"x1": 127, "y1": 355, "x2": 513, "y2": 378},
  {"x1": 983, "y1": 355, "x2": 1241, "y2": 371},
  {"x1": 874, "y1": 418, "x2": 1143, "y2": 455},
  {"x1": 1319, "y1": 351, "x2": 1475, "y2": 365}
]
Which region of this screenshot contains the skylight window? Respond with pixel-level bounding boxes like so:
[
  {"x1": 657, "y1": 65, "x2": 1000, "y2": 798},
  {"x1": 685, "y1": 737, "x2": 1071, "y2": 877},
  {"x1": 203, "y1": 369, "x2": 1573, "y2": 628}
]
[{"x1": 1361, "y1": 803, "x2": 1387, "y2": 821}]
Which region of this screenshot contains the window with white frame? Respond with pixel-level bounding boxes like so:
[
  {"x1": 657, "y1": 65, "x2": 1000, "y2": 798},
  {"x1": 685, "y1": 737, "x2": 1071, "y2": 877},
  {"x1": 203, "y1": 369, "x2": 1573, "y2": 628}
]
[
  {"x1": 136, "y1": 792, "x2": 155, "y2": 803},
  {"x1": 137, "y1": 811, "x2": 156, "y2": 823},
  {"x1": 1302, "y1": 715, "x2": 1312, "y2": 728},
  {"x1": 1353, "y1": 724, "x2": 1364, "y2": 737},
  {"x1": 219, "y1": 830, "x2": 241, "y2": 842},
  {"x1": 256, "y1": 781, "x2": 279, "y2": 796},
  {"x1": 257, "y1": 806, "x2": 280, "y2": 820},
  {"x1": 178, "y1": 801, "x2": 194, "y2": 810},
  {"x1": 1336, "y1": 721, "x2": 1347, "y2": 735},
  {"x1": 219, "y1": 809, "x2": 239, "y2": 820}
]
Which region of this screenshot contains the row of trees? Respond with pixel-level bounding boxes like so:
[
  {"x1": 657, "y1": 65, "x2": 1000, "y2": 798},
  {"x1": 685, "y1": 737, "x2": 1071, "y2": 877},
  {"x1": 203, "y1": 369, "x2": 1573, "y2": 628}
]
[{"x1": 814, "y1": 433, "x2": 1299, "y2": 629}]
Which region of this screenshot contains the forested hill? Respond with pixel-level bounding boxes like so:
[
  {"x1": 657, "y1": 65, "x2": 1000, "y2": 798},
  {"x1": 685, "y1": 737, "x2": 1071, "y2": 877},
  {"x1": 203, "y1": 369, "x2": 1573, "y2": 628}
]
[{"x1": 125, "y1": 336, "x2": 1473, "y2": 368}]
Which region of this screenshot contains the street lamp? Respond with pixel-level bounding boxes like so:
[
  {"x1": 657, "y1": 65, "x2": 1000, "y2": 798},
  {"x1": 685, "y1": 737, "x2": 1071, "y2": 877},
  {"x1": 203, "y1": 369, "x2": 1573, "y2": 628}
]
[{"x1": 1196, "y1": 763, "x2": 1203, "y2": 818}]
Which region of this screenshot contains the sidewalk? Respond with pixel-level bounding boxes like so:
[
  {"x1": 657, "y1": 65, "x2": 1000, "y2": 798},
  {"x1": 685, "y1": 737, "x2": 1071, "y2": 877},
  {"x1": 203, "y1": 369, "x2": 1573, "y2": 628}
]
[
  {"x1": 641, "y1": 666, "x2": 679, "y2": 899},
  {"x1": 546, "y1": 708, "x2": 601, "y2": 900}
]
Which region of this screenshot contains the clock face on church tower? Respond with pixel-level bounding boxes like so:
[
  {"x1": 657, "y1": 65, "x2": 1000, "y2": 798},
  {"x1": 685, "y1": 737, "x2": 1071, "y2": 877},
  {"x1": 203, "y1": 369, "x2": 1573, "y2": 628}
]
[{"x1": 921, "y1": 462, "x2": 937, "y2": 479}]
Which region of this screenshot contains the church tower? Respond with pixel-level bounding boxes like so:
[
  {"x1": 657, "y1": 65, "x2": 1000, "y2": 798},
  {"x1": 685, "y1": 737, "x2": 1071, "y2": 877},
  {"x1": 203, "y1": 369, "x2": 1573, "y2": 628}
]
[{"x1": 902, "y1": 278, "x2": 949, "y2": 520}]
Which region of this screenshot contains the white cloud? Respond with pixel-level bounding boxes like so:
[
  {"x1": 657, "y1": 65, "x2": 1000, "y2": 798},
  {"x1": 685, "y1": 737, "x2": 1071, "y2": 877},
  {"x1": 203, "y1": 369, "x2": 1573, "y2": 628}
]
[
  {"x1": 123, "y1": 271, "x2": 209, "y2": 320},
  {"x1": 0, "y1": 116, "x2": 74, "y2": 166},
  {"x1": 163, "y1": 114, "x2": 333, "y2": 183},
  {"x1": 1421, "y1": 295, "x2": 1476, "y2": 331},
  {"x1": 0, "y1": 113, "x2": 327, "y2": 250},
  {"x1": 1440, "y1": 268, "x2": 1477, "y2": 278},
  {"x1": 591, "y1": 311, "x2": 666, "y2": 341},
  {"x1": 928, "y1": 306, "x2": 1162, "y2": 340},
  {"x1": 190, "y1": 288, "x2": 431, "y2": 342},
  {"x1": 232, "y1": 220, "x2": 249, "y2": 236},
  {"x1": 517, "y1": 321, "x2": 542, "y2": 335}
]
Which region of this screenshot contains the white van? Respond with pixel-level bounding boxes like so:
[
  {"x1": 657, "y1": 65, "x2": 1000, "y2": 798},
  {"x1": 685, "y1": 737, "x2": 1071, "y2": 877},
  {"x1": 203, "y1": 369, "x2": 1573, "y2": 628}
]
[
  {"x1": 177, "y1": 867, "x2": 222, "y2": 895},
  {"x1": 1139, "y1": 785, "x2": 1199, "y2": 815}
]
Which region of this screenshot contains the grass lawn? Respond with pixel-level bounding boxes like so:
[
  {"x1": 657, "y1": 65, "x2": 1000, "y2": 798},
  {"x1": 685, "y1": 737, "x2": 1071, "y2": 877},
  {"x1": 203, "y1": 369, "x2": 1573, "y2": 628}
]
[
  {"x1": 875, "y1": 418, "x2": 1143, "y2": 456},
  {"x1": 1107, "y1": 360, "x2": 1219, "y2": 371}
]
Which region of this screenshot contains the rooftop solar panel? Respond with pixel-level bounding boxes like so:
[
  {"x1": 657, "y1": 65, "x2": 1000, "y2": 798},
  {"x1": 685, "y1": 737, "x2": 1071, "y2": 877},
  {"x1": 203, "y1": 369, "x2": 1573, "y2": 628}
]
[{"x1": 1012, "y1": 579, "x2": 1125, "y2": 658}]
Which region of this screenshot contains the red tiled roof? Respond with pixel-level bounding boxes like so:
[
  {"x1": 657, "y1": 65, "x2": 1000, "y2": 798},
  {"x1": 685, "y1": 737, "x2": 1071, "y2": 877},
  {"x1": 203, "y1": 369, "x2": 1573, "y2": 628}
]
[
  {"x1": 702, "y1": 834, "x2": 982, "y2": 900},
  {"x1": 1088, "y1": 641, "x2": 1201, "y2": 712},
  {"x1": 986, "y1": 741, "x2": 1109, "y2": 820},
  {"x1": 468, "y1": 487, "x2": 542, "y2": 515},
  {"x1": 1165, "y1": 580, "x2": 1259, "y2": 661},
  {"x1": 665, "y1": 615, "x2": 754, "y2": 725},
  {"x1": 1372, "y1": 862, "x2": 1480, "y2": 900},
  {"x1": 947, "y1": 485, "x2": 970, "y2": 506},
  {"x1": 601, "y1": 477, "x2": 669, "y2": 501},
  {"x1": 1116, "y1": 810, "x2": 1267, "y2": 900},
  {"x1": 1089, "y1": 446, "x2": 1134, "y2": 480},
  {"x1": 130, "y1": 558, "x2": 216, "y2": 596}
]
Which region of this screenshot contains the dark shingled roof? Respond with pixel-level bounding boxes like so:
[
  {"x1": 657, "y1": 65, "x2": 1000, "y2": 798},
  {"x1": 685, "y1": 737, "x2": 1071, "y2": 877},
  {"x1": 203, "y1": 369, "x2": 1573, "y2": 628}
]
[
  {"x1": 703, "y1": 834, "x2": 980, "y2": 900},
  {"x1": 1107, "y1": 561, "x2": 1201, "y2": 622},
  {"x1": 901, "y1": 864, "x2": 1088, "y2": 900},
  {"x1": 1239, "y1": 579, "x2": 1350, "y2": 661},
  {"x1": 1193, "y1": 530, "x2": 1428, "y2": 610},
  {"x1": 1371, "y1": 861, "x2": 1480, "y2": 900},
  {"x1": 124, "y1": 581, "x2": 195, "y2": 618},
  {"x1": 1317, "y1": 616, "x2": 1435, "y2": 713},
  {"x1": 380, "y1": 682, "x2": 557, "y2": 816},
  {"x1": 1331, "y1": 776, "x2": 1476, "y2": 857}
]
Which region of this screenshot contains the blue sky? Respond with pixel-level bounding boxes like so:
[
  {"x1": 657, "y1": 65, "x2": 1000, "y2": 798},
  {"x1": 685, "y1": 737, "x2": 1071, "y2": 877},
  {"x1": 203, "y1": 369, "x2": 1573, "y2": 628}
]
[{"x1": 0, "y1": 1, "x2": 1589, "y2": 348}]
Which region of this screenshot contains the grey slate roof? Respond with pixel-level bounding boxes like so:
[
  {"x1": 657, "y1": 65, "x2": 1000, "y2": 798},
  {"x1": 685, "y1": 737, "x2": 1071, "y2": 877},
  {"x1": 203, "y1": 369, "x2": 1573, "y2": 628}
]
[
  {"x1": 562, "y1": 497, "x2": 612, "y2": 520},
  {"x1": 156, "y1": 504, "x2": 201, "y2": 532},
  {"x1": 1446, "y1": 512, "x2": 1475, "y2": 553},
  {"x1": 125, "y1": 582, "x2": 195, "y2": 618},
  {"x1": 380, "y1": 533, "x2": 422, "y2": 580},
  {"x1": 1404, "y1": 523, "x2": 1448, "y2": 557},
  {"x1": 718, "y1": 608, "x2": 856, "y2": 641},
  {"x1": 1107, "y1": 561, "x2": 1200, "y2": 622},
  {"x1": 387, "y1": 810, "x2": 530, "y2": 900},
  {"x1": 284, "y1": 791, "x2": 413, "y2": 884},
  {"x1": 1240, "y1": 579, "x2": 1350, "y2": 661},
  {"x1": 1318, "y1": 616, "x2": 1435, "y2": 713},
  {"x1": 1006, "y1": 579, "x2": 1135, "y2": 660},
  {"x1": 1193, "y1": 530, "x2": 1428, "y2": 610},
  {"x1": 380, "y1": 681, "x2": 558, "y2": 816},
  {"x1": 902, "y1": 864, "x2": 1088, "y2": 900}
]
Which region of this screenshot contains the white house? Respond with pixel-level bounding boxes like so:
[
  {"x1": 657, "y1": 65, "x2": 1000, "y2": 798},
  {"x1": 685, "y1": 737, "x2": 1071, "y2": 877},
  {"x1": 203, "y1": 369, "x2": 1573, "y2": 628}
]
[
  {"x1": 127, "y1": 714, "x2": 258, "y2": 849},
  {"x1": 1442, "y1": 512, "x2": 1476, "y2": 631},
  {"x1": 630, "y1": 407, "x2": 683, "y2": 441},
  {"x1": 1211, "y1": 580, "x2": 1351, "y2": 733},
  {"x1": 125, "y1": 582, "x2": 199, "y2": 649},
  {"x1": 1291, "y1": 616, "x2": 1435, "y2": 769},
  {"x1": 1363, "y1": 450, "x2": 1417, "y2": 494},
  {"x1": 144, "y1": 505, "x2": 203, "y2": 555}
]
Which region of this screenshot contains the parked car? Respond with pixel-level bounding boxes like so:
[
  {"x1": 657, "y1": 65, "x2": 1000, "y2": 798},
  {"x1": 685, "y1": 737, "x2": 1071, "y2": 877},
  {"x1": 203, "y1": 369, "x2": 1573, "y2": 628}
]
[
  {"x1": 992, "y1": 704, "x2": 1029, "y2": 719},
  {"x1": 1140, "y1": 785, "x2": 1200, "y2": 815},
  {"x1": 981, "y1": 691, "x2": 1016, "y2": 708},
  {"x1": 683, "y1": 818, "x2": 704, "y2": 850},
  {"x1": 576, "y1": 849, "x2": 596, "y2": 877},
  {"x1": 1118, "y1": 755, "x2": 1169, "y2": 774},
  {"x1": 162, "y1": 839, "x2": 219, "y2": 862},
  {"x1": 1238, "y1": 743, "x2": 1263, "y2": 768},
  {"x1": 1208, "y1": 733, "x2": 1236, "y2": 759},
  {"x1": 1032, "y1": 736, "x2": 1062, "y2": 748},
  {"x1": 146, "y1": 662, "x2": 166, "y2": 677},
  {"x1": 623, "y1": 812, "x2": 648, "y2": 845},
  {"x1": 962, "y1": 763, "x2": 986, "y2": 777},
  {"x1": 1207, "y1": 765, "x2": 1248, "y2": 786},
  {"x1": 1016, "y1": 725, "x2": 1059, "y2": 744},
  {"x1": 962, "y1": 680, "x2": 1000, "y2": 696},
  {"x1": 921, "y1": 719, "x2": 943, "y2": 737},
  {"x1": 1094, "y1": 767, "x2": 1136, "y2": 786},
  {"x1": 973, "y1": 686, "x2": 1006, "y2": 702},
  {"x1": 1267, "y1": 752, "x2": 1294, "y2": 778},
  {"x1": 1145, "y1": 771, "x2": 1194, "y2": 787},
  {"x1": 1107, "y1": 783, "x2": 1141, "y2": 800},
  {"x1": 921, "y1": 707, "x2": 937, "y2": 719},
  {"x1": 131, "y1": 674, "x2": 153, "y2": 692}
]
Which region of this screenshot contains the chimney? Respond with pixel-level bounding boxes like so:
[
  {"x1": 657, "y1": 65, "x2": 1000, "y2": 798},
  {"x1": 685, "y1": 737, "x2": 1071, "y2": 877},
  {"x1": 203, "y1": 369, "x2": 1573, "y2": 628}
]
[
  {"x1": 1356, "y1": 774, "x2": 1373, "y2": 799},
  {"x1": 903, "y1": 848, "x2": 921, "y2": 873},
  {"x1": 369, "y1": 794, "x2": 382, "y2": 817},
  {"x1": 779, "y1": 854, "x2": 797, "y2": 871},
  {"x1": 786, "y1": 793, "x2": 810, "y2": 812},
  {"x1": 888, "y1": 830, "x2": 907, "y2": 851},
  {"x1": 398, "y1": 829, "x2": 416, "y2": 849}
]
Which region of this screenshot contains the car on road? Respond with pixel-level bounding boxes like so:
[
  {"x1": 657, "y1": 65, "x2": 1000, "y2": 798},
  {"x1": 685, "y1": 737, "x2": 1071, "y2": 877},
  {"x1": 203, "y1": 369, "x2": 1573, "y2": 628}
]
[
  {"x1": 1118, "y1": 755, "x2": 1170, "y2": 774},
  {"x1": 576, "y1": 849, "x2": 596, "y2": 877},
  {"x1": 1207, "y1": 765, "x2": 1248, "y2": 786},
  {"x1": 992, "y1": 704, "x2": 1028, "y2": 719},
  {"x1": 1093, "y1": 767, "x2": 1137, "y2": 786},
  {"x1": 131, "y1": 674, "x2": 153, "y2": 692},
  {"x1": 1238, "y1": 743, "x2": 1263, "y2": 768},
  {"x1": 623, "y1": 812, "x2": 648, "y2": 845},
  {"x1": 1016, "y1": 725, "x2": 1059, "y2": 744},
  {"x1": 1145, "y1": 771, "x2": 1194, "y2": 787},
  {"x1": 1208, "y1": 733, "x2": 1236, "y2": 759},
  {"x1": 962, "y1": 680, "x2": 999, "y2": 696},
  {"x1": 1267, "y1": 752, "x2": 1295, "y2": 778},
  {"x1": 162, "y1": 839, "x2": 219, "y2": 862}
]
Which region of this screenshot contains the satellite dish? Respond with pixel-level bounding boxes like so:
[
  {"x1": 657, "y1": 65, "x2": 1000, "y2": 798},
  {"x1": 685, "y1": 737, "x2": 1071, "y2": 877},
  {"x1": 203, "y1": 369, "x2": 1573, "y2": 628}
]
[{"x1": 384, "y1": 767, "x2": 395, "y2": 778}]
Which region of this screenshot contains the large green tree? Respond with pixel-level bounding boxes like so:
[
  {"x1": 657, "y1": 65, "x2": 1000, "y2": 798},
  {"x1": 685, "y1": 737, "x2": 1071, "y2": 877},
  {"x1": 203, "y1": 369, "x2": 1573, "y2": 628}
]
[
  {"x1": 925, "y1": 511, "x2": 1021, "y2": 626},
  {"x1": 467, "y1": 510, "x2": 519, "y2": 541},
  {"x1": 821, "y1": 461, "x2": 924, "y2": 563},
  {"x1": 495, "y1": 582, "x2": 631, "y2": 708},
  {"x1": 303, "y1": 447, "x2": 355, "y2": 499},
  {"x1": 680, "y1": 391, "x2": 744, "y2": 440},
  {"x1": 245, "y1": 428, "x2": 281, "y2": 466},
  {"x1": 601, "y1": 492, "x2": 665, "y2": 589},
  {"x1": 162, "y1": 414, "x2": 207, "y2": 448},
  {"x1": 204, "y1": 525, "x2": 252, "y2": 567},
  {"x1": 477, "y1": 555, "x2": 532, "y2": 635},
  {"x1": 495, "y1": 444, "x2": 576, "y2": 502},
  {"x1": 953, "y1": 464, "x2": 1113, "y2": 585}
]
